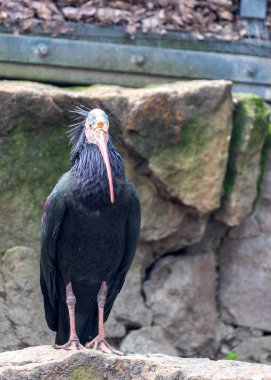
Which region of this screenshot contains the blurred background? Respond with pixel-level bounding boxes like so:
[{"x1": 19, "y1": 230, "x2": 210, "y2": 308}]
[{"x1": 0, "y1": 0, "x2": 271, "y2": 365}]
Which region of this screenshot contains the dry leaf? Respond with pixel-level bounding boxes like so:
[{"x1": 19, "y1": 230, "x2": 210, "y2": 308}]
[
  {"x1": 21, "y1": 18, "x2": 41, "y2": 31},
  {"x1": 125, "y1": 21, "x2": 137, "y2": 38},
  {"x1": 97, "y1": 7, "x2": 130, "y2": 25},
  {"x1": 62, "y1": 6, "x2": 80, "y2": 20},
  {"x1": 219, "y1": 10, "x2": 234, "y2": 21},
  {"x1": 30, "y1": 1, "x2": 59, "y2": 21},
  {"x1": 0, "y1": 0, "x2": 250, "y2": 41}
]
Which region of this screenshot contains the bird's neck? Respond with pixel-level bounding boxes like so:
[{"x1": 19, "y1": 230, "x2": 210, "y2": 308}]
[{"x1": 71, "y1": 141, "x2": 125, "y2": 207}]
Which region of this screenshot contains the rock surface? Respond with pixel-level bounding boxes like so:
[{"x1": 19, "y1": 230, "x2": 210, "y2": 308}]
[
  {"x1": 106, "y1": 244, "x2": 152, "y2": 339},
  {"x1": 219, "y1": 152, "x2": 271, "y2": 331},
  {"x1": 1, "y1": 345, "x2": 271, "y2": 380},
  {"x1": 124, "y1": 81, "x2": 233, "y2": 215},
  {"x1": 235, "y1": 336, "x2": 271, "y2": 365},
  {"x1": 143, "y1": 252, "x2": 217, "y2": 357},
  {"x1": 120, "y1": 326, "x2": 179, "y2": 356},
  {"x1": 216, "y1": 94, "x2": 269, "y2": 226},
  {"x1": 0, "y1": 247, "x2": 53, "y2": 351}
]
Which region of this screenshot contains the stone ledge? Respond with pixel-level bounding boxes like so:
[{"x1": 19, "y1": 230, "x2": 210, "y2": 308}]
[{"x1": 0, "y1": 345, "x2": 271, "y2": 380}]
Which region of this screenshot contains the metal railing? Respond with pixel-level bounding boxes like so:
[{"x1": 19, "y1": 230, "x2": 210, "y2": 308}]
[{"x1": 0, "y1": 0, "x2": 270, "y2": 100}]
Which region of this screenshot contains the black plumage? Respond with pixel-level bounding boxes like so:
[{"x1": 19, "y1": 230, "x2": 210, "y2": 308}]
[{"x1": 40, "y1": 108, "x2": 140, "y2": 349}]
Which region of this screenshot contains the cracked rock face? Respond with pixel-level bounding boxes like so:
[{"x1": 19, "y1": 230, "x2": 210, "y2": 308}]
[{"x1": 143, "y1": 252, "x2": 217, "y2": 357}]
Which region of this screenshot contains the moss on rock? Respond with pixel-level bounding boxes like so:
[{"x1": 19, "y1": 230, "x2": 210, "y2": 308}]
[
  {"x1": 69, "y1": 367, "x2": 100, "y2": 380},
  {"x1": 147, "y1": 90, "x2": 233, "y2": 214},
  {"x1": 216, "y1": 94, "x2": 270, "y2": 226},
  {"x1": 0, "y1": 122, "x2": 69, "y2": 252}
]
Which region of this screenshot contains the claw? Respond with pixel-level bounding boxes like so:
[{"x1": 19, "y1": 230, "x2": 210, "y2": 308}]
[
  {"x1": 54, "y1": 338, "x2": 84, "y2": 350},
  {"x1": 85, "y1": 336, "x2": 123, "y2": 355}
]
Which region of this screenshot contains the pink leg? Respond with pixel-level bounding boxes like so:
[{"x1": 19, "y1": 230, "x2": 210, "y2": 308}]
[
  {"x1": 85, "y1": 281, "x2": 123, "y2": 355},
  {"x1": 54, "y1": 282, "x2": 84, "y2": 350}
]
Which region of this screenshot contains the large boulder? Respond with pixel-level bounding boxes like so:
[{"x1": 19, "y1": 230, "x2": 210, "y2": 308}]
[
  {"x1": 216, "y1": 94, "x2": 269, "y2": 226},
  {"x1": 122, "y1": 81, "x2": 233, "y2": 215},
  {"x1": 219, "y1": 152, "x2": 271, "y2": 331},
  {"x1": 1, "y1": 345, "x2": 271, "y2": 380}
]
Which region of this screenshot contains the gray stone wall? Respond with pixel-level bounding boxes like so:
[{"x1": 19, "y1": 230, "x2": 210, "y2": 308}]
[{"x1": 0, "y1": 80, "x2": 270, "y2": 363}]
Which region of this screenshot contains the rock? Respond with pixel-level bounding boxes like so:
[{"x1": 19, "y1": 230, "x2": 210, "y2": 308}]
[
  {"x1": 0, "y1": 80, "x2": 232, "y2": 255},
  {"x1": 124, "y1": 152, "x2": 208, "y2": 254},
  {"x1": 106, "y1": 245, "x2": 152, "y2": 339},
  {"x1": 0, "y1": 247, "x2": 53, "y2": 352},
  {"x1": 216, "y1": 94, "x2": 270, "y2": 226},
  {"x1": 0, "y1": 83, "x2": 69, "y2": 254},
  {"x1": 216, "y1": 321, "x2": 264, "y2": 360},
  {"x1": 235, "y1": 336, "x2": 271, "y2": 365},
  {"x1": 120, "y1": 326, "x2": 179, "y2": 356},
  {"x1": 219, "y1": 152, "x2": 271, "y2": 331},
  {"x1": 143, "y1": 251, "x2": 217, "y2": 357},
  {"x1": 1, "y1": 345, "x2": 271, "y2": 380},
  {"x1": 219, "y1": 236, "x2": 271, "y2": 330},
  {"x1": 124, "y1": 80, "x2": 233, "y2": 214}
]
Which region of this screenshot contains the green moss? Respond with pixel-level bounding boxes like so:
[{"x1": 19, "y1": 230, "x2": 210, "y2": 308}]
[
  {"x1": 66, "y1": 84, "x2": 103, "y2": 91},
  {"x1": 225, "y1": 351, "x2": 238, "y2": 360},
  {"x1": 0, "y1": 123, "x2": 69, "y2": 251},
  {"x1": 222, "y1": 102, "x2": 245, "y2": 200},
  {"x1": 150, "y1": 116, "x2": 213, "y2": 162},
  {"x1": 149, "y1": 117, "x2": 215, "y2": 192},
  {"x1": 255, "y1": 122, "x2": 271, "y2": 206},
  {"x1": 6, "y1": 124, "x2": 69, "y2": 204},
  {"x1": 222, "y1": 94, "x2": 270, "y2": 201},
  {"x1": 144, "y1": 83, "x2": 171, "y2": 89},
  {"x1": 69, "y1": 368, "x2": 100, "y2": 380}
]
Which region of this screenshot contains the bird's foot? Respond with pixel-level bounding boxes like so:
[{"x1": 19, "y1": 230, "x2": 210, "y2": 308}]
[
  {"x1": 54, "y1": 337, "x2": 84, "y2": 350},
  {"x1": 85, "y1": 336, "x2": 123, "y2": 355}
]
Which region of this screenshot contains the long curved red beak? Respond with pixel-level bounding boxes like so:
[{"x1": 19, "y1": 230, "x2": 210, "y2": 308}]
[{"x1": 96, "y1": 131, "x2": 114, "y2": 203}]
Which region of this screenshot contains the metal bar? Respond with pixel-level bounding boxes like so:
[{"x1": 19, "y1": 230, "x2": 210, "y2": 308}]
[
  {"x1": 240, "y1": 0, "x2": 268, "y2": 19},
  {"x1": 0, "y1": 62, "x2": 178, "y2": 87},
  {"x1": 0, "y1": 23, "x2": 270, "y2": 55},
  {"x1": 0, "y1": 24, "x2": 270, "y2": 58},
  {"x1": 233, "y1": 83, "x2": 271, "y2": 101},
  {"x1": 0, "y1": 62, "x2": 271, "y2": 102},
  {"x1": 0, "y1": 34, "x2": 270, "y2": 85}
]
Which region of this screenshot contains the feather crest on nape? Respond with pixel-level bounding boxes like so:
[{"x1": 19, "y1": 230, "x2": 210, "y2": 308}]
[{"x1": 68, "y1": 106, "x2": 89, "y2": 165}]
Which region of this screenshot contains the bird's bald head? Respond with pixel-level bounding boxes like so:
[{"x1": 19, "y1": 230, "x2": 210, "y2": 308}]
[
  {"x1": 84, "y1": 109, "x2": 114, "y2": 203},
  {"x1": 84, "y1": 109, "x2": 109, "y2": 143}
]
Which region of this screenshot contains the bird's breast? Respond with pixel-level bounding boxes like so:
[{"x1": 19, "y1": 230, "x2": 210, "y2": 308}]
[{"x1": 56, "y1": 200, "x2": 127, "y2": 285}]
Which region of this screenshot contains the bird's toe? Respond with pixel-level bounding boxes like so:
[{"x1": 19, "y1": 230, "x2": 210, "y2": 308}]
[
  {"x1": 54, "y1": 338, "x2": 84, "y2": 350},
  {"x1": 85, "y1": 336, "x2": 123, "y2": 355}
]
